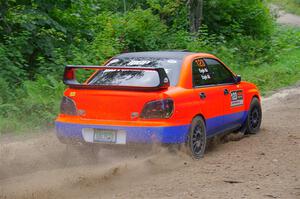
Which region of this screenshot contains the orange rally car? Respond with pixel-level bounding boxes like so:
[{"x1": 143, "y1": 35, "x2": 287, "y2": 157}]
[{"x1": 55, "y1": 51, "x2": 262, "y2": 159}]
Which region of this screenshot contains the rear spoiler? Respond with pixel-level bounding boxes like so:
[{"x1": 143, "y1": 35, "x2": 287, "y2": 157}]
[{"x1": 63, "y1": 65, "x2": 170, "y2": 91}]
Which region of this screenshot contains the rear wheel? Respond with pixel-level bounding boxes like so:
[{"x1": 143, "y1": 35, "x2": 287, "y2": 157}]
[
  {"x1": 187, "y1": 116, "x2": 207, "y2": 159},
  {"x1": 245, "y1": 97, "x2": 262, "y2": 134}
]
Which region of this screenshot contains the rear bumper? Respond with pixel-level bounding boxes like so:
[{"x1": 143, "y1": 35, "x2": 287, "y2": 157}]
[{"x1": 55, "y1": 121, "x2": 190, "y2": 144}]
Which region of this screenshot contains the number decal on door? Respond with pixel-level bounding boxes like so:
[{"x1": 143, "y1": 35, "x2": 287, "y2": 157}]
[{"x1": 231, "y1": 90, "x2": 243, "y2": 107}]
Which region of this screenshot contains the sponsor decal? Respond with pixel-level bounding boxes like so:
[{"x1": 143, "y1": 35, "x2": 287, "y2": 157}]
[
  {"x1": 199, "y1": 68, "x2": 208, "y2": 74},
  {"x1": 69, "y1": 92, "x2": 76, "y2": 97},
  {"x1": 194, "y1": 58, "x2": 212, "y2": 80},
  {"x1": 131, "y1": 112, "x2": 139, "y2": 119},
  {"x1": 201, "y1": 74, "x2": 211, "y2": 80},
  {"x1": 127, "y1": 60, "x2": 151, "y2": 66},
  {"x1": 231, "y1": 90, "x2": 244, "y2": 107},
  {"x1": 167, "y1": 59, "x2": 177, "y2": 64}
]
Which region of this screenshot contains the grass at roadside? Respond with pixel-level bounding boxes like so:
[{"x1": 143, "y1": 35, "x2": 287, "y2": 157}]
[
  {"x1": 237, "y1": 47, "x2": 300, "y2": 95},
  {"x1": 269, "y1": 0, "x2": 300, "y2": 15}
]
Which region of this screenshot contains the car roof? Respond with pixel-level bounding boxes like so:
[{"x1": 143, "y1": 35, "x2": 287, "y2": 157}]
[{"x1": 115, "y1": 51, "x2": 197, "y2": 59}]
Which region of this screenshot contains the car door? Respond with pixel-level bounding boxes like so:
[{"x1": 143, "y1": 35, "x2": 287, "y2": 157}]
[
  {"x1": 203, "y1": 58, "x2": 246, "y2": 131},
  {"x1": 192, "y1": 58, "x2": 225, "y2": 137}
]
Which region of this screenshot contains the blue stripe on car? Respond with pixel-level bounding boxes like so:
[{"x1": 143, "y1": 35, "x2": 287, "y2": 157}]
[
  {"x1": 55, "y1": 111, "x2": 248, "y2": 144},
  {"x1": 206, "y1": 111, "x2": 248, "y2": 137},
  {"x1": 56, "y1": 122, "x2": 190, "y2": 144}
]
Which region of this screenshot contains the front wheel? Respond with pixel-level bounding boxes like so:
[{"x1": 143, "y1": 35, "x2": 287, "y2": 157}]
[
  {"x1": 245, "y1": 97, "x2": 262, "y2": 134},
  {"x1": 187, "y1": 116, "x2": 207, "y2": 159}
]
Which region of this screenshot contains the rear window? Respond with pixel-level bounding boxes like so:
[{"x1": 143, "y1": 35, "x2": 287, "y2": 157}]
[
  {"x1": 97, "y1": 57, "x2": 182, "y2": 86},
  {"x1": 89, "y1": 69, "x2": 160, "y2": 87}
]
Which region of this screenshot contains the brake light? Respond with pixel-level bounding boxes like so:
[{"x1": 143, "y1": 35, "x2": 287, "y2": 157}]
[
  {"x1": 65, "y1": 68, "x2": 75, "y2": 80},
  {"x1": 60, "y1": 96, "x2": 78, "y2": 115},
  {"x1": 140, "y1": 99, "x2": 174, "y2": 119}
]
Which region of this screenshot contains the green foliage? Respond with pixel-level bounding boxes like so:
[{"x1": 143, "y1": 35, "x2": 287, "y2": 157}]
[
  {"x1": 147, "y1": 0, "x2": 189, "y2": 30},
  {"x1": 0, "y1": 76, "x2": 64, "y2": 134},
  {"x1": 88, "y1": 9, "x2": 168, "y2": 61},
  {"x1": 238, "y1": 48, "x2": 300, "y2": 94},
  {"x1": 2, "y1": 2, "x2": 67, "y2": 78},
  {"x1": 203, "y1": 0, "x2": 274, "y2": 38}
]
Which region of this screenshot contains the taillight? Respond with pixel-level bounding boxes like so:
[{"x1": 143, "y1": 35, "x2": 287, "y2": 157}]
[
  {"x1": 140, "y1": 99, "x2": 174, "y2": 119},
  {"x1": 60, "y1": 96, "x2": 77, "y2": 115}
]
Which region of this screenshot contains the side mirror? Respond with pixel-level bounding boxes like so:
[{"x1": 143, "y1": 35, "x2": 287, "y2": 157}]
[{"x1": 235, "y1": 75, "x2": 241, "y2": 84}]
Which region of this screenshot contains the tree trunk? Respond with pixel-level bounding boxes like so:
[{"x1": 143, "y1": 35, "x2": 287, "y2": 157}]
[{"x1": 188, "y1": 0, "x2": 203, "y2": 34}]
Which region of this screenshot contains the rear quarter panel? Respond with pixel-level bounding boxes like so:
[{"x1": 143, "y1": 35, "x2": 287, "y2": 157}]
[{"x1": 163, "y1": 87, "x2": 200, "y2": 125}]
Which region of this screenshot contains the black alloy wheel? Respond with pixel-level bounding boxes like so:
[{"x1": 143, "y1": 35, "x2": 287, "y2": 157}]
[
  {"x1": 245, "y1": 97, "x2": 262, "y2": 134},
  {"x1": 187, "y1": 116, "x2": 207, "y2": 159}
]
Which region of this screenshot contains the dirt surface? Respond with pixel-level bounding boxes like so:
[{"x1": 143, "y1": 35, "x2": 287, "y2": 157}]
[
  {"x1": 272, "y1": 4, "x2": 300, "y2": 26},
  {"x1": 278, "y1": 12, "x2": 300, "y2": 26},
  {"x1": 0, "y1": 86, "x2": 299, "y2": 199}
]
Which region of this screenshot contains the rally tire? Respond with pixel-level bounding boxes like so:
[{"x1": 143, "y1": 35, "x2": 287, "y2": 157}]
[
  {"x1": 245, "y1": 97, "x2": 262, "y2": 134},
  {"x1": 187, "y1": 116, "x2": 207, "y2": 159}
]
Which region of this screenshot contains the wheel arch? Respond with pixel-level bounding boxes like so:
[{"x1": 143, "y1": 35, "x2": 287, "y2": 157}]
[
  {"x1": 252, "y1": 94, "x2": 260, "y2": 102},
  {"x1": 245, "y1": 88, "x2": 261, "y2": 110},
  {"x1": 191, "y1": 114, "x2": 206, "y2": 126}
]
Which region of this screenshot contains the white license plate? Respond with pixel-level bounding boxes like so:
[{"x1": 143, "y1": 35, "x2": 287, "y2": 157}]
[{"x1": 93, "y1": 129, "x2": 116, "y2": 143}]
